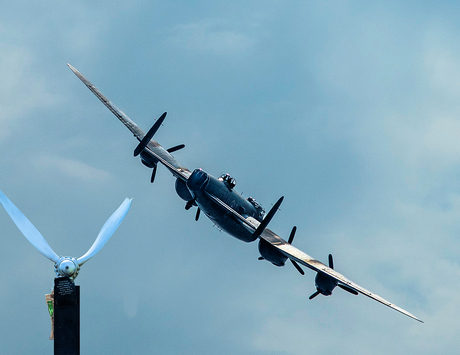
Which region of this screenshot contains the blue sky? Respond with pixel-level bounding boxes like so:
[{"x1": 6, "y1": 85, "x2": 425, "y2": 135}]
[{"x1": 1, "y1": 1, "x2": 460, "y2": 353}]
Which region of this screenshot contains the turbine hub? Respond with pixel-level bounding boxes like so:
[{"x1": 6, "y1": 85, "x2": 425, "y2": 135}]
[{"x1": 54, "y1": 257, "x2": 80, "y2": 280}]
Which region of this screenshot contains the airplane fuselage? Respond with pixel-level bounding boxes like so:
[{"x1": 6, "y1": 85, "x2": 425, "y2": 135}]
[{"x1": 175, "y1": 168, "x2": 265, "y2": 243}]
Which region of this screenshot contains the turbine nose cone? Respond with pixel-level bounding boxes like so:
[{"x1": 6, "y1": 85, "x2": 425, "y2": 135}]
[
  {"x1": 59, "y1": 259, "x2": 76, "y2": 276},
  {"x1": 54, "y1": 257, "x2": 81, "y2": 280}
]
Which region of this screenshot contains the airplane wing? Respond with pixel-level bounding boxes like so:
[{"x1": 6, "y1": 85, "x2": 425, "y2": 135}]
[
  {"x1": 68, "y1": 64, "x2": 191, "y2": 181},
  {"x1": 258, "y1": 227, "x2": 423, "y2": 323},
  {"x1": 204, "y1": 197, "x2": 423, "y2": 323}
]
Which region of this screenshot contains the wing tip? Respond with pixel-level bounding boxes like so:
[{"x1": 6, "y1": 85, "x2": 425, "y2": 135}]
[
  {"x1": 410, "y1": 314, "x2": 424, "y2": 323},
  {"x1": 67, "y1": 63, "x2": 77, "y2": 72},
  {"x1": 67, "y1": 63, "x2": 89, "y2": 84},
  {"x1": 391, "y1": 304, "x2": 424, "y2": 323}
]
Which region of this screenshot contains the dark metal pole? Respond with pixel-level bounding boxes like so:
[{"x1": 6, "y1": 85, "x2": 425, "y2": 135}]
[{"x1": 54, "y1": 277, "x2": 80, "y2": 355}]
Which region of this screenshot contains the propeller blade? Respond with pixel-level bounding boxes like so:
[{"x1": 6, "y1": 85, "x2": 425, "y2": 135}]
[
  {"x1": 338, "y1": 284, "x2": 359, "y2": 295},
  {"x1": 288, "y1": 226, "x2": 297, "y2": 244},
  {"x1": 77, "y1": 198, "x2": 132, "y2": 266},
  {"x1": 309, "y1": 291, "x2": 320, "y2": 300},
  {"x1": 134, "y1": 112, "x2": 167, "y2": 157},
  {"x1": 290, "y1": 259, "x2": 305, "y2": 275},
  {"x1": 0, "y1": 190, "x2": 60, "y2": 263},
  {"x1": 150, "y1": 164, "x2": 157, "y2": 183},
  {"x1": 195, "y1": 207, "x2": 201, "y2": 221},
  {"x1": 253, "y1": 196, "x2": 284, "y2": 239},
  {"x1": 167, "y1": 144, "x2": 185, "y2": 153},
  {"x1": 328, "y1": 254, "x2": 334, "y2": 269}
]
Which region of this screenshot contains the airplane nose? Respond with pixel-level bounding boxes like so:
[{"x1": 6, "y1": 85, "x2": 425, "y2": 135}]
[{"x1": 187, "y1": 169, "x2": 209, "y2": 192}]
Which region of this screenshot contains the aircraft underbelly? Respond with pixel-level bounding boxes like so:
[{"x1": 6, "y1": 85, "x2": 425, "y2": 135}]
[
  {"x1": 197, "y1": 199, "x2": 257, "y2": 243},
  {"x1": 216, "y1": 217, "x2": 257, "y2": 243}
]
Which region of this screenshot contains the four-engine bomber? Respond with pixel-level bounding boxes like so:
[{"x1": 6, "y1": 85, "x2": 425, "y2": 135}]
[{"x1": 68, "y1": 63, "x2": 423, "y2": 323}]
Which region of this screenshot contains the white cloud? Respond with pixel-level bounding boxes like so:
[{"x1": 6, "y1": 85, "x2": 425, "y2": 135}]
[
  {"x1": 0, "y1": 43, "x2": 56, "y2": 138},
  {"x1": 423, "y1": 26, "x2": 460, "y2": 97},
  {"x1": 35, "y1": 155, "x2": 113, "y2": 183},
  {"x1": 168, "y1": 19, "x2": 255, "y2": 55},
  {"x1": 423, "y1": 116, "x2": 460, "y2": 165}
]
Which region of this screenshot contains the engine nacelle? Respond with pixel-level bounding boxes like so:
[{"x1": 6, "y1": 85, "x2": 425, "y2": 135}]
[
  {"x1": 187, "y1": 168, "x2": 209, "y2": 192},
  {"x1": 140, "y1": 151, "x2": 158, "y2": 168},
  {"x1": 314, "y1": 272, "x2": 337, "y2": 296},
  {"x1": 175, "y1": 178, "x2": 193, "y2": 201},
  {"x1": 258, "y1": 238, "x2": 288, "y2": 267}
]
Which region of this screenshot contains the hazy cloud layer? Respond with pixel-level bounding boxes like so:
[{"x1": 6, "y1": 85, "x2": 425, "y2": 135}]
[{"x1": 1, "y1": 1, "x2": 460, "y2": 354}]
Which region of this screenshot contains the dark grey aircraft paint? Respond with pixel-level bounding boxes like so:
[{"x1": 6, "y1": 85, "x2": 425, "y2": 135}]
[{"x1": 68, "y1": 63, "x2": 423, "y2": 323}]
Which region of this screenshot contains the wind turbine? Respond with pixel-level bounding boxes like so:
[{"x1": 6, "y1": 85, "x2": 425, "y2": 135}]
[{"x1": 0, "y1": 189, "x2": 132, "y2": 355}]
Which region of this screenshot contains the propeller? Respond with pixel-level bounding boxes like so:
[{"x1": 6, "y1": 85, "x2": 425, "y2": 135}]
[
  {"x1": 167, "y1": 144, "x2": 185, "y2": 154},
  {"x1": 185, "y1": 199, "x2": 201, "y2": 221},
  {"x1": 133, "y1": 111, "x2": 183, "y2": 184},
  {"x1": 134, "y1": 112, "x2": 167, "y2": 157},
  {"x1": 308, "y1": 254, "x2": 358, "y2": 299},
  {"x1": 150, "y1": 164, "x2": 157, "y2": 183},
  {"x1": 327, "y1": 254, "x2": 359, "y2": 296},
  {"x1": 147, "y1": 144, "x2": 184, "y2": 184},
  {"x1": 185, "y1": 200, "x2": 195, "y2": 210},
  {"x1": 0, "y1": 190, "x2": 132, "y2": 281},
  {"x1": 287, "y1": 226, "x2": 304, "y2": 275},
  {"x1": 0, "y1": 190, "x2": 60, "y2": 263}
]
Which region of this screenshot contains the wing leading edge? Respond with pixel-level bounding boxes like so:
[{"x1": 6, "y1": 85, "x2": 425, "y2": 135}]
[
  {"x1": 215, "y1": 202, "x2": 423, "y2": 323},
  {"x1": 67, "y1": 64, "x2": 191, "y2": 181},
  {"x1": 259, "y1": 228, "x2": 423, "y2": 323}
]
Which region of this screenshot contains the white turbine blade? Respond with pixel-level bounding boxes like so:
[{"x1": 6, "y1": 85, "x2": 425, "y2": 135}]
[
  {"x1": 0, "y1": 190, "x2": 60, "y2": 263},
  {"x1": 77, "y1": 198, "x2": 132, "y2": 266}
]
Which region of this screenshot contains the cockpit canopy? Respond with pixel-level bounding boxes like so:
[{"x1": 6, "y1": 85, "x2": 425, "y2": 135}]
[
  {"x1": 247, "y1": 196, "x2": 265, "y2": 220},
  {"x1": 219, "y1": 173, "x2": 236, "y2": 189}
]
